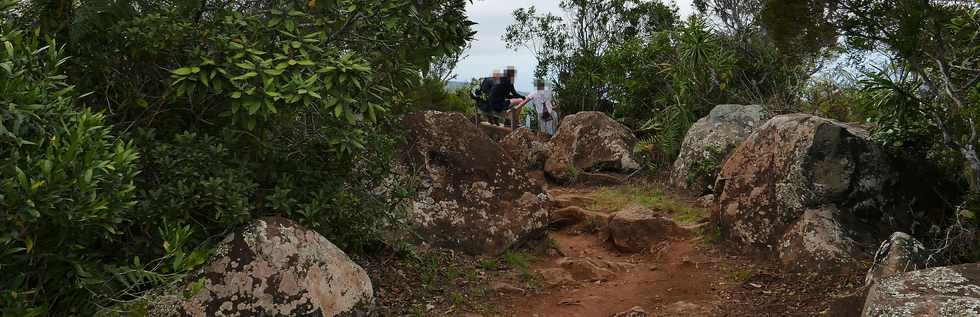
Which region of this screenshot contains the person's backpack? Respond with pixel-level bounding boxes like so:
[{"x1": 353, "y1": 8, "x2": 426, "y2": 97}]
[
  {"x1": 479, "y1": 77, "x2": 494, "y2": 99},
  {"x1": 540, "y1": 109, "x2": 553, "y2": 122},
  {"x1": 472, "y1": 77, "x2": 495, "y2": 111}
]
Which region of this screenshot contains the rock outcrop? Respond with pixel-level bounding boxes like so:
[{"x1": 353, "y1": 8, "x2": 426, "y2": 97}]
[
  {"x1": 862, "y1": 263, "x2": 980, "y2": 316},
  {"x1": 672, "y1": 104, "x2": 772, "y2": 194},
  {"x1": 149, "y1": 218, "x2": 373, "y2": 317},
  {"x1": 544, "y1": 111, "x2": 640, "y2": 183},
  {"x1": 866, "y1": 232, "x2": 927, "y2": 286},
  {"x1": 500, "y1": 128, "x2": 550, "y2": 170},
  {"x1": 401, "y1": 111, "x2": 550, "y2": 255},
  {"x1": 716, "y1": 114, "x2": 902, "y2": 272},
  {"x1": 607, "y1": 205, "x2": 689, "y2": 253}
]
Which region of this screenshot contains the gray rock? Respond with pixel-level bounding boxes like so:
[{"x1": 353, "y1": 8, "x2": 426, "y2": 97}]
[
  {"x1": 778, "y1": 207, "x2": 862, "y2": 272},
  {"x1": 612, "y1": 306, "x2": 649, "y2": 317},
  {"x1": 673, "y1": 104, "x2": 772, "y2": 195},
  {"x1": 545, "y1": 111, "x2": 640, "y2": 183},
  {"x1": 866, "y1": 232, "x2": 928, "y2": 286},
  {"x1": 607, "y1": 205, "x2": 689, "y2": 253},
  {"x1": 149, "y1": 218, "x2": 373, "y2": 317},
  {"x1": 537, "y1": 267, "x2": 576, "y2": 287},
  {"x1": 716, "y1": 114, "x2": 904, "y2": 272},
  {"x1": 401, "y1": 111, "x2": 551, "y2": 255},
  {"x1": 551, "y1": 206, "x2": 610, "y2": 228},
  {"x1": 557, "y1": 257, "x2": 616, "y2": 282},
  {"x1": 662, "y1": 301, "x2": 712, "y2": 316},
  {"x1": 862, "y1": 263, "x2": 980, "y2": 316},
  {"x1": 697, "y1": 194, "x2": 715, "y2": 207},
  {"x1": 489, "y1": 281, "x2": 526, "y2": 294},
  {"x1": 500, "y1": 127, "x2": 550, "y2": 170}
]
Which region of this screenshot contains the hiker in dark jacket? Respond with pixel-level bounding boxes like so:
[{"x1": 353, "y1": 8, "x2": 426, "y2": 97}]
[
  {"x1": 488, "y1": 67, "x2": 524, "y2": 111},
  {"x1": 489, "y1": 67, "x2": 525, "y2": 128},
  {"x1": 471, "y1": 71, "x2": 505, "y2": 125}
]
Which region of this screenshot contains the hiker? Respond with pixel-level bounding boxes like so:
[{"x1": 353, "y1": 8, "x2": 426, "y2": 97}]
[
  {"x1": 471, "y1": 70, "x2": 506, "y2": 125},
  {"x1": 517, "y1": 79, "x2": 558, "y2": 136},
  {"x1": 488, "y1": 67, "x2": 525, "y2": 128}
]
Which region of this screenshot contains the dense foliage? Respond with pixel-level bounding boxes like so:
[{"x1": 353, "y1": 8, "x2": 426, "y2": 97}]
[
  {"x1": 505, "y1": 0, "x2": 810, "y2": 161},
  {"x1": 0, "y1": 0, "x2": 472, "y2": 315}
]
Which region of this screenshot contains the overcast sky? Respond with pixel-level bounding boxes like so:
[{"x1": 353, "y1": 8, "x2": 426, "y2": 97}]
[{"x1": 452, "y1": 0, "x2": 696, "y2": 91}]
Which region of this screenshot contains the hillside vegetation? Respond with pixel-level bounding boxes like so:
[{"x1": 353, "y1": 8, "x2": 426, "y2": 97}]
[{"x1": 1, "y1": 0, "x2": 978, "y2": 315}]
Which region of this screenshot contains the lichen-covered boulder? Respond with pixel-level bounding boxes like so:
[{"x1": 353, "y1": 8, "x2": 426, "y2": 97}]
[
  {"x1": 716, "y1": 114, "x2": 902, "y2": 272},
  {"x1": 149, "y1": 218, "x2": 373, "y2": 317},
  {"x1": 862, "y1": 263, "x2": 980, "y2": 316},
  {"x1": 866, "y1": 232, "x2": 927, "y2": 286},
  {"x1": 672, "y1": 104, "x2": 772, "y2": 194},
  {"x1": 544, "y1": 111, "x2": 640, "y2": 183},
  {"x1": 402, "y1": 111, "x2": 550, "y2": 255},
  {"x1": 607, "y1": 205, "x2": 689, "y2": 253},
  {"x1": 500, "y1": 127, "x2": 550, "y2": 170},
  {"x1": 777, "y1": 207, "x2": 862, "y2": 272}
]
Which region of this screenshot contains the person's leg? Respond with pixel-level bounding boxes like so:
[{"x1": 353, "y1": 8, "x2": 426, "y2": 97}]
[
  {"x1": 536, "y1": 112, "x2": 546, "y2": 134},
  {"x1": 509, "y1": 109, "x2": 519, "y2": 129},
  {"x1": 508, "y1": 99, "x2": 525, "y2": 129}
]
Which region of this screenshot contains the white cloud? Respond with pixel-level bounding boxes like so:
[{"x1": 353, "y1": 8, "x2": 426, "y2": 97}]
[{"x1": 453, "y1": 0, "x2": 696, "y2": 91}]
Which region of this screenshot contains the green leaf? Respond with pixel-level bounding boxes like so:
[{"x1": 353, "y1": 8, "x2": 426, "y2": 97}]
[
  {"x1": 244, "y1": 98, "x2": 262, "y2": 115},
  {"x1": 15, "y1": 166, "x2": 28, "y2": 190},
  {"x1": 231, "y1": 72, "x2": 258, "y2": 81},
  {"x1": 171, "y1": 67, "x2": 195, "y2": 75}
]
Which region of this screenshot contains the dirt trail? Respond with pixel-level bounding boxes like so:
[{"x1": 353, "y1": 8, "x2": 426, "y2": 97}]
[{"x1": 484, "y1": 184, "x2": 864, "y2": 317}]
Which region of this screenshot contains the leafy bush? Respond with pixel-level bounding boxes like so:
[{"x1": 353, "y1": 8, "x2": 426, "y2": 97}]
[
  {"x1": 2, "y1": 0, "x2": 472, "y2": 314},
  {"x1": 0, "y1": 19, "x2": 139, "y2": 315},
  {"x1": 399, "y1": 77, "x2": 477, "y2": 115}
]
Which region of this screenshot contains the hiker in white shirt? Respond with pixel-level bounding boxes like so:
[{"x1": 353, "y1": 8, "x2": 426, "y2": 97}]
[{"x1": 517, "y1": 80, "x2": 558, "y2": 135}]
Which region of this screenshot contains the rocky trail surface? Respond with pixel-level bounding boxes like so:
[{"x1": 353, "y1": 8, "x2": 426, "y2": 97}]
[{"x1": 479, "y1": 185, "x2": 866, "y2": 317}]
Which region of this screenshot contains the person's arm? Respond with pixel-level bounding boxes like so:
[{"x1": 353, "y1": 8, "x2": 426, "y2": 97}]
[
  {"x1": 508, "y1": 84, "x2": 525, "y2": 99},
  {"x1": 516, "y1": 94, "x2": 534, "y2": 109}
]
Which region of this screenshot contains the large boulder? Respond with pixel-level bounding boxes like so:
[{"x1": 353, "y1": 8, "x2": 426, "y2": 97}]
[
  {"x1": 401, "y1": 111, "x2": 550, "y2": 255},
  {"x1": 716, "y1": 114, "x2": 903, "y2": 272},
  {"x1": 500, "y1": 127, "x2": 550, "y2": 170},
  {"x1": 672, "y1": 104, "x2": 772, "y2": 194},
  {"x1": 607, "y1": 205, "x2": 690, "y2": 253},
  {"x1": 862, "y1": 263, "x2": 980, "y2": 316},
  {"x1": 149, "y1": 218, "x2": 373, "y2": 317},
  {"x1": 544, "y1": 111, "x2": 640, "y2": 183}
]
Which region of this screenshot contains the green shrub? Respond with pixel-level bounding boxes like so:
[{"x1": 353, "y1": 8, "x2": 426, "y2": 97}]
[
  {"x1": 0, "y1": 23, "x2": 139, "y2": 316},
  {"x1": 398, "y1": 76, "x2": 477, "y2": 115},
  {"x1": 2, "y1": 0, "x2": 470, "y2": 314}
]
